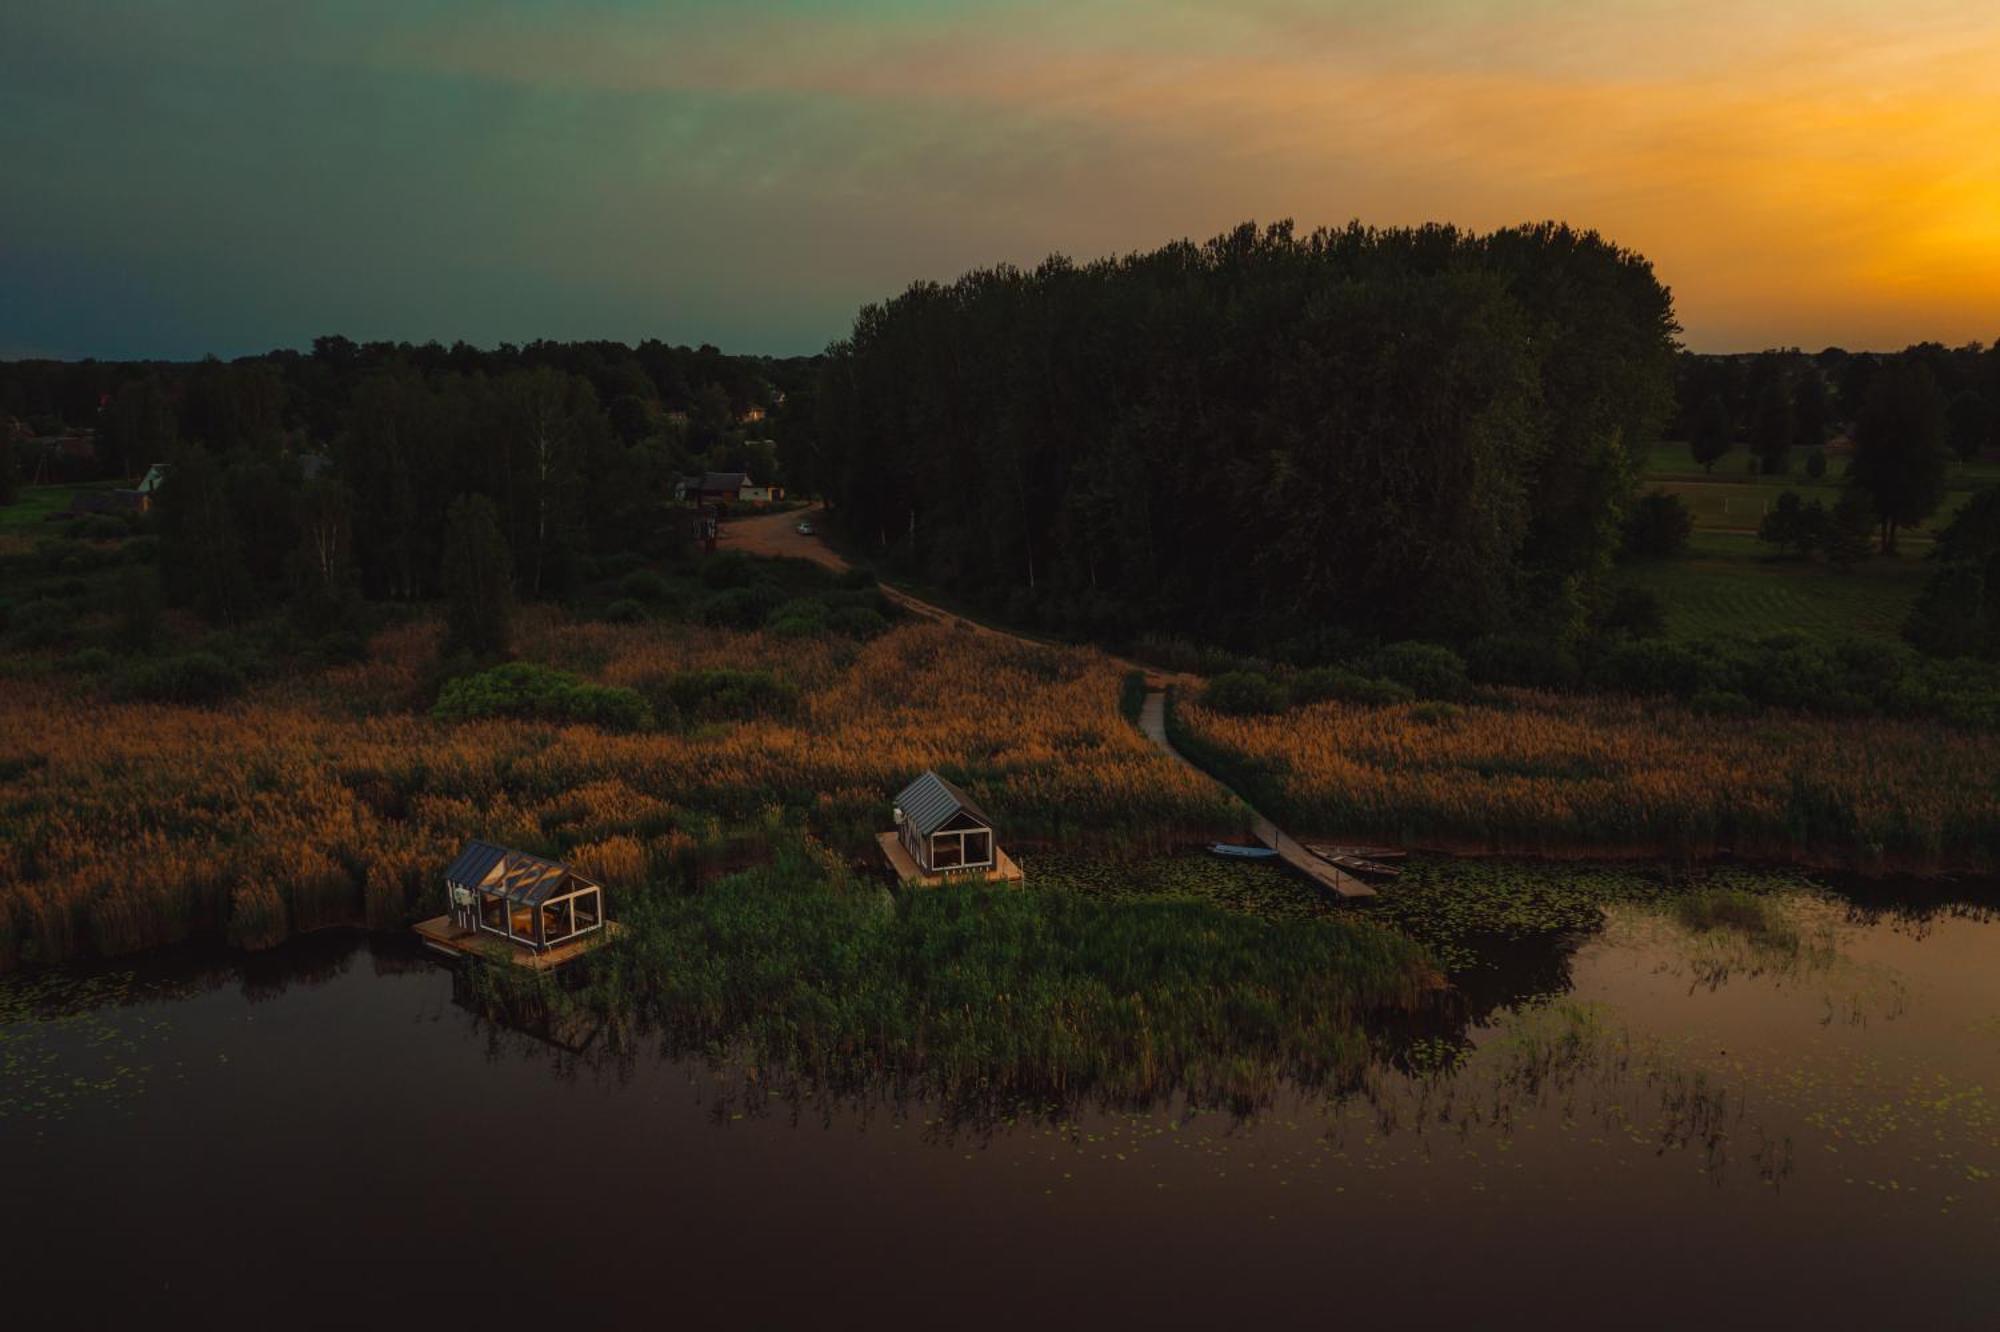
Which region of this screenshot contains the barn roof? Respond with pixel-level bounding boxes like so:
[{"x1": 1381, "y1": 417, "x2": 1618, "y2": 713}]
[
  {"x1": 444, "y1": 839, "x2": 598, "y2": 906},
  {"x1": 700, "y1": 471, "x2": 749, "y2": 492},
  {"x1": 894, "y1": 770, "x2": 992, "y2": 839}
]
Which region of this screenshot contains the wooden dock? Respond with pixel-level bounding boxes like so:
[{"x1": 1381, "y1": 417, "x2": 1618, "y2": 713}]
[
  {"x1": 876, "y1": 832, "x2": 1026, "y2": 888},
  {"x1": 1137, "y1": 691, "x2": 1376, "y2": 900},
  {"x1": 413, "y1": 916, "x2": 624, "y2": 971}
]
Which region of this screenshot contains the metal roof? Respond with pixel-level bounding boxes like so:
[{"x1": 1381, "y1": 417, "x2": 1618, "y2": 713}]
[
  {"x1": 894, "y1": 770, "x2": 992, "y2": 839},
  {"x1": 700, "y1": 471, "x2": 750, "y2": 492},
  {"x1": 443, "y1": 840, "x2": 599, "y2": 906}
]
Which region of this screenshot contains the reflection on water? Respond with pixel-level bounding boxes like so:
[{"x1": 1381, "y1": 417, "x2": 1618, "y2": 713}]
[{"x1": 5, "y1": 885, "x2": 2000, "y2": 1327}]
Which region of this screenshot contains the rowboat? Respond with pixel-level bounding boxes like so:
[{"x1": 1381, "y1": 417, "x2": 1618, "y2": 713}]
[{"x1": 1208, "y1": 843, "x2": 1280, "y2": 861}]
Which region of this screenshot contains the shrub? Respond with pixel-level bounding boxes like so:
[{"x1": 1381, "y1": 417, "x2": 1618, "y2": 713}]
[
  {"x1": 765, "y1": 598, "x2": 830, "y2": 639},
  {"x1": 836, "y1": 567, "x2": 877, "y2": 591},
  {"x1": 1598, "y1": 586, "x2": 1666, "y2": 639},
  {"x1": 601, "y1": 598, "x2": 649, "y2": 624},
  {"x1": 121, "y1": 652, "x2": 244, "y2": 704},
  {"x1": 1364, "y1": 642, "x2": 1469, "y2": 699},
  {"x1": 1290, "y1": 666, "x2": 1414, "y2": 707},
  {"x1": 828, "y1": 606, "x2": 890, "y2": 639},
  {"x1": 620, "y1": 570, "x2": 670, "y2": 603},
  {"x1": 1688, "y1": 689, "x2": 1755, "y2": 718},
  {"x1": 1593, "y1": 638, "x2": 1721, "y2": 697},
  {"x1": 655, "y1": 668, "x2": 799, "y2": 723},
  {"x1": 697, "y1": 585, "x2": 784, "y2": 629},
  {"x1": 699, "y1": 552, "x2": 756, "y2": 589},
  {"x1": 1621, "y1": 491, "x2": 1693, "y2": 560},
  {"x1": 433, "y1": 662, "x2": 654, "y2": 732},
  {"x1": 1408, "y1": 701, "x2": 1462, "y2": 724},
  {"x1": 9, "y1": 598, "x2": 71, "y2": 650},
  {"x1": 63, "y1": 647, "x2": 115, "y2": 674},
  {"x1": 1203, "y1": 670, "x2": 1286, "y2": 715},
  {"x1": 1465, "y1": 634, "x2": 1582, "y2": 690}
]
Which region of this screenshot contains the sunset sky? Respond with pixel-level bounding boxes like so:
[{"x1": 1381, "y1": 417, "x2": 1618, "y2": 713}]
[{"x1": 4, "y1": 0, "x2": 1997, "y2": 359}]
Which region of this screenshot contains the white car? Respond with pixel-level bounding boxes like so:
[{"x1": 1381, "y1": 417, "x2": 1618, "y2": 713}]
[{"x1": 795, "y1": 521, "x2": 815, "y2": 535}]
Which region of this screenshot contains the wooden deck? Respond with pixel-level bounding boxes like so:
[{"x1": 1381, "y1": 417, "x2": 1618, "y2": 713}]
[
  {"x1": 876, "y1": 832, "x2": 1026, "y2": 888},
  {"x1": 413, "y1": 916, "x2": 624, "y2": 971},
  {"x1": 1137, "y1": 691, "x2": 1376, "y2": 900}
]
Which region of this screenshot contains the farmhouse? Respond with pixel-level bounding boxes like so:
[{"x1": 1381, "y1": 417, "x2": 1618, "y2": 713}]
[
  {"x1": 674, "y1": 471, "x2": 785, "y2": 505},
  {"x1": 877, "y1": 770, "x2": 1026, "y2": 886},
  {"x1": 432, "y1": 840, "x2": 607, "y2": 954}
]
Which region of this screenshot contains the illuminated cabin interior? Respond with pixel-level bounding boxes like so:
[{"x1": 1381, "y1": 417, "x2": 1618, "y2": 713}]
[{"x1": 442, "y1": 840, "x2": 605, "y2": 951}]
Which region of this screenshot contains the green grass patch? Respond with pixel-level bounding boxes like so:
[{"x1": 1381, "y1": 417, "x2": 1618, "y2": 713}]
[
  {"x1": 0, "y1": 486, "x2": 77, "y2": 533},
  {"x1": 1614, "y1": 529, "x2": 1931, "y2": 645}
]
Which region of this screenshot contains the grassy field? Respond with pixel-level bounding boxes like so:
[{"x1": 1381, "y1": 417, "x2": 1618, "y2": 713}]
[
  {"x1": 1616, "y1": 529, "x2": 1933, "y2": 643},
  {"x1": 0, "y1": 486, "x2": 76, "y2": 533},
  {"x1": 1621, "y1": 442, "x2": 1998, "y2": 645}
]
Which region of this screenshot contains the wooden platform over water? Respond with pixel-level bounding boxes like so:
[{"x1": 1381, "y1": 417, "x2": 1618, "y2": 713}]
[
  {"x1": 413, "y1": 916, "x2": 624, "y2": 971},
  {"x1": 876, "y1": 832, "x2": 1026, "y2": 888}
]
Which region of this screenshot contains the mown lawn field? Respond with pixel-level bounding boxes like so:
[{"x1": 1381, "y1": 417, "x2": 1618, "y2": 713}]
[
  {"x1": 0, "y1": 486, "x2": 76, "y2": 533},
  {"x1": 1615, "y1": 529, "x2": 1932, "y2": 643}
]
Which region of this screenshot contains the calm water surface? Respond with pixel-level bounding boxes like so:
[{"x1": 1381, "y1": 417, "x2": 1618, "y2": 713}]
[{"x1": 5, "y1": 887, "x2": 1998, "y2": 1328}]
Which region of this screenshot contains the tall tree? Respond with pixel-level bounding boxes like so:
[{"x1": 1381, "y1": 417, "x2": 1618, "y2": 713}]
[
  {"x1": 1792, "y1": 370, "x2": 1832, "y2": 452},
  {"x1": 153, "y1": 445, "x2": 254, "y2": 624},
  {"x1": 98, "y1": 376, "x2": 177, "y2": 479},
  {"x1": 1947, "y1": 390, "x2": 1991, "y2": 463},
  {"x1": 440, "y1": 494, "x2": 513, "y2": 660},
  {"x1": 1689, "y1": 392, "x2": 1732, "y2": 474},
  {"x1": 1904, "y1": 487, "x2": 2000, "y2": 658},
  {"x1": 1751, "y1": 372, "x2": 1795, "y2": 475},
  {"x1": 1850, "y1": 363, "x2": 1949, "y2": 553},
  {"x1": 288, "y1": 479, "x2": 363, "y2": 640}
]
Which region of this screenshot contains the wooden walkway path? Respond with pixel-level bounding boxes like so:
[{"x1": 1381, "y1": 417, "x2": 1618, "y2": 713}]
[{"x1": 1136, "y1": 692, "x2": 1375, "y2": 900}]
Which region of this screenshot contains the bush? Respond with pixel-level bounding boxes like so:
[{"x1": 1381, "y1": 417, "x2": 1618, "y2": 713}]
[
  {"x1": 601, "y1": 598, "x2": 649, "y2": 624},
  {"x1": 1409, "y1": 701, "x2": 1462, "y2": 724},
  {"x1": 63, "y1": 647, "x2": 115, "y2": 674},
  {"x1": 654, "y1": 668, "x2": 799, "y2": 723},
  {"x1": 1598, "y1": 586, "x2": 1667, "y2": 639},
  {"x1": 699, "y1": 552, "x2": 756, "y2": 589},
  {"x1": 836, "y1": 567, "x2": 877, "y2": 591},
  {"x1": 828, "y1": 606, "x2": 890, "y2": 639},
  {"x1": 433, "y1": 662, "x2": 653, "y2": 732},
  {"x1": 1688, "y1": 689, "x2": 1756, "y2": 718},
  {"x1": 620, "y1": 570, "x2": 670, "y2": 603},
  {"x1": 1203, "y1": 670, "x2": 1286, "y2": 715},
  {"x1": 696, "y1": 584, "x2": 784, "y2": 629},
  {"x1": 1621, "y1": 491, "x2": 1694, "y2": 560},
  {"x1": 1363, "y1": 641, "x2": 1469, "y2": 699},
  {"x1": 9, "y1": 598, "x2": 72, "y2": 650},
  {"x1": 121, "y1": 652, "x2": 245, "y2": 704},
  {"x1": 1289, "y1": 666, "x2": 1414, "y2": 707},
  {"x1": 1592, "y1": 638, "x2": 1722, "y2": 697},
  {"x1": 1465, "y1": 634, "x2": 1582, "y2": 690},
  {"x1": 765, "y1": 597, "x2": 830, "y2": 639}
]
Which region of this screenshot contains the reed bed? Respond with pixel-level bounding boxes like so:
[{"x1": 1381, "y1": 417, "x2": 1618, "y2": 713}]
[
  {"x1": 0, "y1": 619, "x2": 1233, "y2": 971},
  {"x1": 1176, "y1": 689, "x2": 2000, "y2": 872},
  {"x1": 470, "y1": 832, "x2": 1441, "y2": 1114}
]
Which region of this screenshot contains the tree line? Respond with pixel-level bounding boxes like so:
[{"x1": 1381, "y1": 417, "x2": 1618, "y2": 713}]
[
  {"x1": 0, "y1": 338, "x2": 816, "y2": 638},
  {"x1": 808, "y1": 220, "x2": 1680, "y2": 650}
]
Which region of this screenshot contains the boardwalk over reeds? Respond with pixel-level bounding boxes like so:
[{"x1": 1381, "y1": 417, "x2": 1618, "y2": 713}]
[{"x1": 1136, "y1": 692, "x2": 1375, "y2": 900}]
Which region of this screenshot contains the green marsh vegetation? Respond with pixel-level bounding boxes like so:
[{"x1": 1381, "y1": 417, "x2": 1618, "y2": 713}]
[{"x1": 464, "y1": 830, "x2": 1442, "y2": 1116}]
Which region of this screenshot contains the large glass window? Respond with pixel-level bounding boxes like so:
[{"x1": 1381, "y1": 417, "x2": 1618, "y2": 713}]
[
  {"x1": 571, "y1": 890, "x2": 601, "y2": 931},
  {"x1": 931, "y1": 834, "x2": 963, "y2": 869},
  {"x1": 480, "y1": 893, "x2": 507, "y2": 933},
  {"x1": 541, "y1": 898, "x2": 574, "y2": 944},
  {"x1": 961, "y1": 830, "x2": 991, "y2": 866}
]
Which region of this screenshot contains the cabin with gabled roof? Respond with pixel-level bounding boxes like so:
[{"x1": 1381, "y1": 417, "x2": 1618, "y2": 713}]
[
  {"x1": 413, "y1": 841, "x2": 612, "y2": 967},
  {"x1": 877, "y1": 770, "x2": 1025, "y2": 887}
]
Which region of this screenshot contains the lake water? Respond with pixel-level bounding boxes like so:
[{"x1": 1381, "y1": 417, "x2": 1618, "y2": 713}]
[{"x1": 6, "y1": 886, "x2": 1998, "y2": 1328}]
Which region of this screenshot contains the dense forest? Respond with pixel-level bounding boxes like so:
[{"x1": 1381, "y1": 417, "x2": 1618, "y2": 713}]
[{"x1": 810, "y1": 220, "x2": 1682, "y2": 648}]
